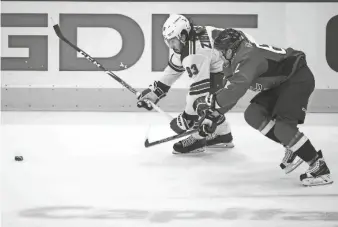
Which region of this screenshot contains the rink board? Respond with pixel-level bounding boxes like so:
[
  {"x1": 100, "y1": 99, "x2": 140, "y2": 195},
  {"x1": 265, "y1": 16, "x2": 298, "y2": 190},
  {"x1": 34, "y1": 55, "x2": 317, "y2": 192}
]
[{"x1": 2, "y1": 88, "x2": 338, "y2": 112}]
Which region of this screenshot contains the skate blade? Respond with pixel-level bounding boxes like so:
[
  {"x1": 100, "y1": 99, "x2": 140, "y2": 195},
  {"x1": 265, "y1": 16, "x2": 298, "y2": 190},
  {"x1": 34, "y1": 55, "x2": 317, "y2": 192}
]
[
  {"x1": 172, "y1": 147, "x2": 205, "y2": 155},
  {"x1": 283, "y1": 158, "x2": 304, "y2": 174},
  {"x1": 207, "y1": 142, "x2": 234, "y2": 149},
  {"x1": 302, "y1": 174, "x2": 334, "y2": 187}
]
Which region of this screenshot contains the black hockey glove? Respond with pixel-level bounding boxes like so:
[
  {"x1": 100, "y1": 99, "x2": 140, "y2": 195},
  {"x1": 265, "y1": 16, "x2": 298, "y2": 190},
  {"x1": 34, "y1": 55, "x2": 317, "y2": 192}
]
[
  {"x1": 137, "y1": 81, "x2": 170, "y2": 111},
  {"x1": 193, "y1": 94, "x2": 223, "y2": 137}
]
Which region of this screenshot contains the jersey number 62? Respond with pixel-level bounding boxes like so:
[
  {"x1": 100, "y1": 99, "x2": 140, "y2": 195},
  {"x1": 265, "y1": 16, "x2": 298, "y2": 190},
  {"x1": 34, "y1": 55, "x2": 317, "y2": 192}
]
[{"x1": 257, "y1": 44, "x2": 286, "y2": 55}]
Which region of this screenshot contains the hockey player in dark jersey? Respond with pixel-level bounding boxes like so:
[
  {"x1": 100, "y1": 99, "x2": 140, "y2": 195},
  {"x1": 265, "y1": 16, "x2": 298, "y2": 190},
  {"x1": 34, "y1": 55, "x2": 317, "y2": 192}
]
[{"x1": 192, "y1": 28, "x2": 333, "y2": 186}]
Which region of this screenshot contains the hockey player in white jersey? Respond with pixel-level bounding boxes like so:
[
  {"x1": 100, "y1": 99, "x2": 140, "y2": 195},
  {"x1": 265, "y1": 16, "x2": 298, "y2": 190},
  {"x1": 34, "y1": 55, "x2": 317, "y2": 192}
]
[{"x1": 137, "y1": 14, "x2": 234, "y2": 154}]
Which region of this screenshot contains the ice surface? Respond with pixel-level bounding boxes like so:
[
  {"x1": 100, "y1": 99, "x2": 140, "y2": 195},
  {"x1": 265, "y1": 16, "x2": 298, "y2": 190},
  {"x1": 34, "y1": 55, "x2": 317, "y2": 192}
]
[{"x1": 1, "y1": 112, "x2": 338, "y2": 227}]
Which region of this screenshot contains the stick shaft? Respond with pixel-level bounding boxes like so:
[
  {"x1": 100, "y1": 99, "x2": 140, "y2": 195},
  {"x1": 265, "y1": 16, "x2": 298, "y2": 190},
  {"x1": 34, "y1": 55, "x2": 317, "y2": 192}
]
[
  {"x1": 144, "y1": 129, "x2": 198, "y2": 147},
  {"x1": 53, "y1": 25, "x2": 138, "y2": 95},
  {"x1": 54, "y1": 24, "x2": 171, "y2": 120}
]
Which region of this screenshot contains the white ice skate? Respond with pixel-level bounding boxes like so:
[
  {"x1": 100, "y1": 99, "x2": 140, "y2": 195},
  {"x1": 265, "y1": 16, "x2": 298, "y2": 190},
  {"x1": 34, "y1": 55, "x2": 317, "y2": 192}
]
[
  {"x1": 300, "y1": 150, "x2": 333, "y2": 186},
  {"x1": 280, "y1": 148, "x2": 304, "y2": 174},
  {"x1": 206, "y1": 132, "x2": 234, "y2": 149},
  {"x1": 206, "y1": 117, "x2": 234, "y2": 149}
]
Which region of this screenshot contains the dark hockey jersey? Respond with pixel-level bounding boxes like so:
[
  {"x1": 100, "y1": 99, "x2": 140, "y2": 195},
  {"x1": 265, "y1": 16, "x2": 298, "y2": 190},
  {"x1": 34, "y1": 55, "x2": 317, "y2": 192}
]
[{"x1": 215, "y1": 40, "x2": 306, "y2": 113}]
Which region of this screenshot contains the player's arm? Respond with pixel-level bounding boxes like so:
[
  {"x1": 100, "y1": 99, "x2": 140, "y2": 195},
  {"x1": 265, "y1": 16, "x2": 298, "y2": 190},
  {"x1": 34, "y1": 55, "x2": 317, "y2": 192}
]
[
  {"x1": 159, "y1": 52, "x2": 185, "y2": 86},
  {"x1": 191, "y1": 57, "x2": 263, "y2": 136},
  {"x1": 194, "y1": 56, "x2": 266, "y2": 119},
  {"x1": 137, "y1": 52, "x2": 184, "y2": 110},
  {"x1": 214, "y1": 57, "x2": 264, "y2": 113}
]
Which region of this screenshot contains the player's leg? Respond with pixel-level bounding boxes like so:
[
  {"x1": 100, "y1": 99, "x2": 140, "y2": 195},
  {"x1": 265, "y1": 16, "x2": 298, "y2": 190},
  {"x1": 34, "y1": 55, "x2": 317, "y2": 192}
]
[
  {"x1": 170, "y1": 111, "x2": 207, "y2": 154},
  {"x1": 172, "y1": 114, "x2": 233, "y2": 154},
  {"x1": 206, "y1": 72, "x2": 234, "y2": 148},
  {"x1": 244, "y1": 89, "x2": 281, "y2": 144},
  {"x1": 245, "y1": 90, "x2": 303, "y2": 173},
  {"x1": 171, "y1": 71, "x2": 235, "y2": 154},
  {"x1": 273, "y1": 117, "x2": 305, "y2": 173},
  {"x1": 272, "y1": 65, "x2": 332, "y2": 186}
]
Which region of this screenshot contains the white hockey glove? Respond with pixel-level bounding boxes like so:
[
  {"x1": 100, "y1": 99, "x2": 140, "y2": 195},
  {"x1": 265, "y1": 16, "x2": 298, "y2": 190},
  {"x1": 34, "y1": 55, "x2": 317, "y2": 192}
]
[
  {"x1": 137, "y1": 81, "x2": 170, "y2": 111},
  {"x1": 170, "y1": 111, "x2": 199, "y2": 134}
]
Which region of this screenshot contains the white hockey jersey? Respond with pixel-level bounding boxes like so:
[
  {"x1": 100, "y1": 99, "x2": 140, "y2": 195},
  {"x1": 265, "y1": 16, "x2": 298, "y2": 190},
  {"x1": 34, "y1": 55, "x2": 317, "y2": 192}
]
[{"x1": 158, "y1": 26, "x2": 225, "y2": 115}]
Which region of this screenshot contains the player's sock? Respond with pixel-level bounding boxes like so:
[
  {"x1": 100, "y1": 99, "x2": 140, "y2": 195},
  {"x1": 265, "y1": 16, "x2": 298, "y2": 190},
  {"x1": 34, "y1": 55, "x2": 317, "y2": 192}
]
[
  {"x1": 244, "y1": 105, "x2": 304, "y2": 173},
  {"x1": 288, "y1": 132, "x2": 317, "y2": 163},
  {"x1": 254, "y1": 117, "x2": 302, "y2": 172},
  {"x1": 259, "y1": 119, "x2": 280, "y2": 143},
  {"x1": 259, "y1": 119, "x2": 303, "y2": 173}
]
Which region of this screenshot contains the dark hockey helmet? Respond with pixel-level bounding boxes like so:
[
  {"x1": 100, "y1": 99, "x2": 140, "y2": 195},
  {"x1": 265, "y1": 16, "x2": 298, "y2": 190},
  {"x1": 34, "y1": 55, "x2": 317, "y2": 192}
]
[{"x1": 214, "y1": 28, "x2": 246, "y2": 58}]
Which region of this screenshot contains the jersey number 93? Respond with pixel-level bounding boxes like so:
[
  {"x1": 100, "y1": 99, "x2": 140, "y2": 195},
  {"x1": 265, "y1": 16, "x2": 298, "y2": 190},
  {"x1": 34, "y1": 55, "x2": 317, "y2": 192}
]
[{"x1": 186, "y1": 64, "x2": 199, "y2": 77}]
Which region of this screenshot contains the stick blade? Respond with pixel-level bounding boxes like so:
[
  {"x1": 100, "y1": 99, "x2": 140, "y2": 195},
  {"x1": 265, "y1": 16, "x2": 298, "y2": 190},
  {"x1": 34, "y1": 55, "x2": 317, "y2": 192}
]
[
  {"x1": 53, "y1": 24, "x2": 65, "y2": 40},
  {"x1": 144, "y1": 124, "x2": 152, "y2": 148},
  {"x1": 144, "y1": 138, "x2": 151, "y2": 148}
]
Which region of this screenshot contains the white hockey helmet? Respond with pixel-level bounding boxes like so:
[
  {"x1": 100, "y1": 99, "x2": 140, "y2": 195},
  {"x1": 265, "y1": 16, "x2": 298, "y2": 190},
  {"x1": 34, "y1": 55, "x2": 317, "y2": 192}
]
[{"x1": 162, "y1": 14, "x2": 191, "y2": 47}]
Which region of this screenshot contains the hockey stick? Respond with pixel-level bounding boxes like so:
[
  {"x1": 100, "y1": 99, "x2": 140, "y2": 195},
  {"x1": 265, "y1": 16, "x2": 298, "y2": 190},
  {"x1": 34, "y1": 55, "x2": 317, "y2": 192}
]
[
  {"x1": 144, "y1": 128, "x2": 198, "y2": 148},
  {"x1": 53, "y1": 24, "x2": 172, "y2": 121}
]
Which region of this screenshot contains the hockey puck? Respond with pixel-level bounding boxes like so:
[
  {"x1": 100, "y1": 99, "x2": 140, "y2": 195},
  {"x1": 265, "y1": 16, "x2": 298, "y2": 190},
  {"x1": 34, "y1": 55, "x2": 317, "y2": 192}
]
[{"x1": 15, "y1": 156, "x2": 23, "y2": 161}]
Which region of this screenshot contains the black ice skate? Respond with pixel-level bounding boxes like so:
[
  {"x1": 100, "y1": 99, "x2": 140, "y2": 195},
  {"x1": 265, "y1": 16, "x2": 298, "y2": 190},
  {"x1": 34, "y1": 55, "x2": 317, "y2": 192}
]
[
  {"x1": 280, "y1": 148, "x2": 304, "y2": 174},
  {"x1": 172, "y1": 136, "x2": 206, "y2": 154},
  {"x1": 300, "y1": 150, "x2": 333, "y2": 186},
  {"x1": 206, "y1": 132, "x2": 234, "y2": 149}
]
